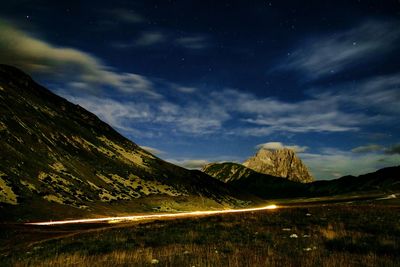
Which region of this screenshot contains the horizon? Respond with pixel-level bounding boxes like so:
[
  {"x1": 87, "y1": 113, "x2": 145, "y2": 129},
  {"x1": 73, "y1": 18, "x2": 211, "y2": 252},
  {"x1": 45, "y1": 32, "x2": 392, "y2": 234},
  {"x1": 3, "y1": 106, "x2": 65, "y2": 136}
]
[{"x1": 1, "y1": 1, "x2": 399, "y2": 179}]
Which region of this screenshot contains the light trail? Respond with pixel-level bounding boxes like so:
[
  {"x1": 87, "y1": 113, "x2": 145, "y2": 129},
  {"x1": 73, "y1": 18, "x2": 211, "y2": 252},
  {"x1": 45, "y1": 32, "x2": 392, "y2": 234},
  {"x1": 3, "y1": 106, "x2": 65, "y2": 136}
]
[{"x1": 25, "y1": 205, "x2": 278, "y2": 226}]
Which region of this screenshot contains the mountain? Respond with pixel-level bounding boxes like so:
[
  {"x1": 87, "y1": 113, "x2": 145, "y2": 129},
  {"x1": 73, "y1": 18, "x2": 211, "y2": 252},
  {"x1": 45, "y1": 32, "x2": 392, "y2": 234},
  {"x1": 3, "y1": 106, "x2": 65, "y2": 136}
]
[
  {"x1": 204, "y1": 162, "x2": 400, "y2": 199},
  {"x1": 202, "y1": 163, "x2": 254, "y2": 183},
  {"x1": 243, "y1": 148, "x2": 314, "y2": 183},
  {"x1": 309, "y1": 166, "x2": 400, "y2": 195},
  {"x1": 202, "y1": 162, "x2": 309, "y2": 198},
  {"x1": 0, "y1": 65, "x2": 248, "y2": 222}
]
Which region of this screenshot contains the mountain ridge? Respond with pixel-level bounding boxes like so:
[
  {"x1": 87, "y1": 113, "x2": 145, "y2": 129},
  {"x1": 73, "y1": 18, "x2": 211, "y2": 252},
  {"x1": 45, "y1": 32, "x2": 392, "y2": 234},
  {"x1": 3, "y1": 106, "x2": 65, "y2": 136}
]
[
  {"x1": 203, "y1": 161, "x2": 400, "y2": 199},
  {"x1": 202, "y1": 162, "x2": 254, "y2": 183},
  {"x1": 0, "y1": 64, "x2": 249, "y2": 222},
  {"x1": 203, "y1": 162, "x2": 310, "y2": 198}
]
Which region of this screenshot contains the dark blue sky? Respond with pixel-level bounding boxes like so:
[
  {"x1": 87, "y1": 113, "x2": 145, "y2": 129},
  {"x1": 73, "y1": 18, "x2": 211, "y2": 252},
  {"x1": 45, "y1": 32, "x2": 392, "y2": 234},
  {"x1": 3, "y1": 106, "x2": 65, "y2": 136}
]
[{"x1": 1, "y1": 0, "x2": 399, "y2": 179}]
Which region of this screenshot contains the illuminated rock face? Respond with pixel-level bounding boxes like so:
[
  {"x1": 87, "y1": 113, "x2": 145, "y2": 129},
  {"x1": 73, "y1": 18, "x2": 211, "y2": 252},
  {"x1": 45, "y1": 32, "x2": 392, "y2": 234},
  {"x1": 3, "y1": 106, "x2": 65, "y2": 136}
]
[{"x1": 243, "y1": 148, "x2": 314, "y2": 183}]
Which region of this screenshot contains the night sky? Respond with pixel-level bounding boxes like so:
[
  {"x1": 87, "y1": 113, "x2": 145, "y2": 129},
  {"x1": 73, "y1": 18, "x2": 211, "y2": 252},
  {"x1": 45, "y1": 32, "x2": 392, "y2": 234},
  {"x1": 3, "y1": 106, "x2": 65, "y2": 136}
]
[{"x1": 1, "y1": 0, "x2": 400, "y2": 179}]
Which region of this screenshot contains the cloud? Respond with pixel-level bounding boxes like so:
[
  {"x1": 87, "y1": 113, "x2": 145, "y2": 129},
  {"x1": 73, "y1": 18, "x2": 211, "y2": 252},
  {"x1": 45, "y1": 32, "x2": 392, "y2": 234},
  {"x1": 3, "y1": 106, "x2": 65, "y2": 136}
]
[
  {"x1": 168, "y1": 159, "x2": 210, "y2": 170},
  {"x1": 58, "y1": 68, "x2": 399, "y2": 139},
  {"x1": 63, "y1": 95, "x2": 152, "y2": 134},
  {"x1": 91, "y1": 9, "x2": 145, "y2": 32},
  {"x1": 385, "y1": 144, "x2": 400, "y2": 155},
  {"x1": 108, "y1": 9, "x2": 144, "y2": 24},
  {"x1": 351, "y1": 143, "x2": 400, "y2": 155},
  {"x1": 279, "y1": 20, "x2": 400, "y2": 79},
  {"x1": 116, "y1": 34, "x2": 208, "y2": 50},
  {"x1": 351, "y1": 144, "x2": 383, "y2": 153},
  {"x1": 215, "y1": 69, "x2": 400, "y2": 136},
  {"x1": 212, "y1": 89, "x2": 374, "y2": 136},
  {"x1": 0, "y1": 20, "x2": 159, "y2": 97},
  {"x1": 139, "y1": 146, "x2": 165, "y2": 155},
  {"x1": 256, "y1": 142, "x2": 308, "y2": 153},
  {"x1": 172, "y1": 85, "x2": 197, "y2": 94},
  {"x1": 301, "y1": 149, "x2": 400, "y2": 180},
  {"x1": 63, "y1": 92, "x2": 230, "y2": 137},
  {"x1": 2, "y1": 19, "x2": 398, "y2": 140},
  {"x1": 337, "y1": 74, "x2": 400, "y2": 114},
  {"x1": 176, "y1": 36, "x2": 208, "y2": 49},
  {"x1": 66, "y1": 70, "x2": 399, "y2": 138},
  {"x1": 135, "y1": 32, "x2": 165, "y2": 46}
]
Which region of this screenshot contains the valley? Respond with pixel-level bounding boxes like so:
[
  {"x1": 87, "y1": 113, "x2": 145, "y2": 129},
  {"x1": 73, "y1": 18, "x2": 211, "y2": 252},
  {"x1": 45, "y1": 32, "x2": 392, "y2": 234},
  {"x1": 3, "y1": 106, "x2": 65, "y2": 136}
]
[
  {"x1": 1, "y1": 195, "x2": 399, "y2": 267},
  {"x1": 1, "y1": 1, "x2": 400, "y2": 266},
  {"x1": 0, "y1": 65, "x2": 399, "y2": 267}
]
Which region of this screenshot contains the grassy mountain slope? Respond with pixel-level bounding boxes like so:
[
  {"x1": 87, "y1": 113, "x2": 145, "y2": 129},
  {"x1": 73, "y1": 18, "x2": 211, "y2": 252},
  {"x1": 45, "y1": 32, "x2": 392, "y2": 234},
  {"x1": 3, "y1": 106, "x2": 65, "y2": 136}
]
[
  {"x1": 0, "y1": 65, "x2": 248, "y2": 222},
  {"x1": 202, "y1": 163, "x2": 254, "y2": 183}
]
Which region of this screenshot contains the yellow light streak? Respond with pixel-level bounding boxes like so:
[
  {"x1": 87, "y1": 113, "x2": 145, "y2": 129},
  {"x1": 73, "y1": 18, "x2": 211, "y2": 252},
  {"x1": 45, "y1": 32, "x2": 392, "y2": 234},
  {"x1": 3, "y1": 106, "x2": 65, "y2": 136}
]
[{"x1": 25, "y1": 205, "x2": 278, "y2": 226}]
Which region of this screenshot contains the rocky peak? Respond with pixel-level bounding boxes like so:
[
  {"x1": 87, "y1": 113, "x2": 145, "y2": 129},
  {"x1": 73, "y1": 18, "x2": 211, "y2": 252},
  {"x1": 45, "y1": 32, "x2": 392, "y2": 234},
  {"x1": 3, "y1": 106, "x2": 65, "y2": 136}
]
[{"x1": 243, "y1": 148, "x2": 313, "y2": 183}]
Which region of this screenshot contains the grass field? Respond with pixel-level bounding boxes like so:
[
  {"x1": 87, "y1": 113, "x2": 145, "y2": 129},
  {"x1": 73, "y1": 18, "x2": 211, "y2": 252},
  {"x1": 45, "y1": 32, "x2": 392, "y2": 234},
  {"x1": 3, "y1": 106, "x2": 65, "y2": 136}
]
[{"x1": 1, "y1": 197, "x2": 399, "y2": 267}]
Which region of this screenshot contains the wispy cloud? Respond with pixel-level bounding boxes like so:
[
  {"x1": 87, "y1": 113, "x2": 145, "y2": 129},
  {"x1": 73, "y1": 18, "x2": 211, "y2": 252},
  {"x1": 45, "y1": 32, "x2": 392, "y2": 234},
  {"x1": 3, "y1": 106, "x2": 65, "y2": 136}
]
[
  {"x1": 219, "y1": 69, "x2": 399, "y2": 136},
  {"x1": 385, "y1": 144, "x2": 400, "y2": 155},
  {"x1": 63, "y1": 92, "x2": 230, "y2": 137},
  {"x1": 139, "y1": 146, "x2": 165, "y2": 156},
  {"x1": 334, "y1": 74, "x2": 400, "y2": 114},
  {"x1": 351, "y1": 143, "x2": 400, "y2": 155},
  {"x1": 167, "y1": 159, "x2": 210, "y2": 170},
  {"x1": 351, "y1": 144, "x2": 383, "y2": 153},
  {"x1": 135, "y1": 32, "x2": 165, "y2": 46},
  {"x1": 176, "y1": 36, "x2": 209, "y2": 49},
  {"x1": 113, "y1": 32, "x2": 166, "y2": 49},
  {"x1": 1, "y1": 18, "x2": 398, "y2": 140},
  {"x1": 115, "y1": 33, "x2": 209, "y2": 50},
  {"x1": 63, "y1": 95, "x2": 152, "y2": 135},
  {"x1": 108, "y1": 9, "x2": 144, "y2": 24},
  {"x1": 0, "y1": 20, "x2": 160, "y2": 97},
  {"x1": 167, "y1": 155, "x2": 242, "y2": 170},
  {"x1": 301, "y1": 148, "x2": 400, "y2": 180},
  {"x1": 90, "y1": 9, "x2": 145, "y2": 32},
  {"x1": 170, "y1": 84, "x2": 197, "y2": 94},
  {"x1": 63, "y1": 71, "x2": 399, "y2": 138},
  {"x1": 211, "y1": 88, "x2": 374, "y2": 136},
  {"x1": 278, "y1": 20, "x2": 400, "y2": 79},
  {"x1": 256, "y1": 142, "x2": 308, "y2": 153}
]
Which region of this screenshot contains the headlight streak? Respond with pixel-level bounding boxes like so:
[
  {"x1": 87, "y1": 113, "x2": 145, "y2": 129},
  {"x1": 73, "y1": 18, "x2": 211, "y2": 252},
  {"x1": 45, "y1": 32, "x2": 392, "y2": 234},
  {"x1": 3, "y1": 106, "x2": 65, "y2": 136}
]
[{"x1": 25, "y1": 205, "x2": 278, "y2": 226}]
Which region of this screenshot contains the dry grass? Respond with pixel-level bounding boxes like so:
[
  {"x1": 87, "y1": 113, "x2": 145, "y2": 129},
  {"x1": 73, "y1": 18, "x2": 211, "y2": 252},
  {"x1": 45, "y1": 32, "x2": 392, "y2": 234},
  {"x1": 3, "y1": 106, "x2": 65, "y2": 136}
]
[{"x1": 2, "y1": 202, "x2": 400, "y2": 267}]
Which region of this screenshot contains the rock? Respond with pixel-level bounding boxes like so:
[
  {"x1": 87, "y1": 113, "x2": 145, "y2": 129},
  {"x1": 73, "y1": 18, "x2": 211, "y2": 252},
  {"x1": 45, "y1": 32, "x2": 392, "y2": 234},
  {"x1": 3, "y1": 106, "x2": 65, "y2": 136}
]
[{"x1": 243, "y1": 148, "x2": 313, "y2": 183}]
